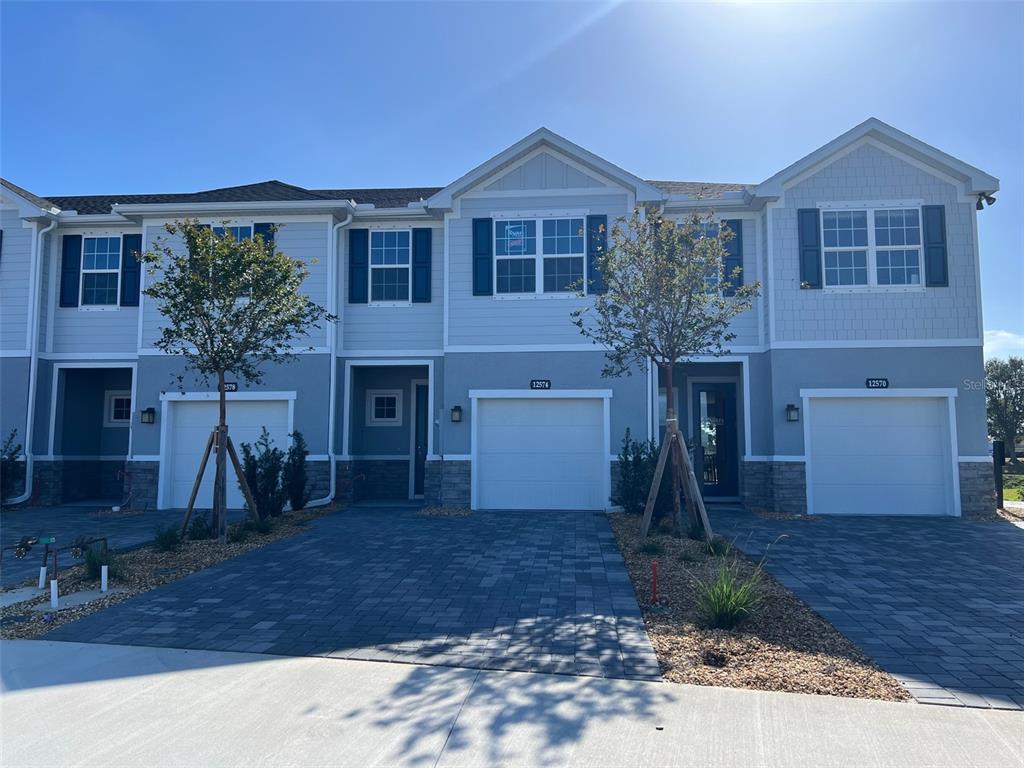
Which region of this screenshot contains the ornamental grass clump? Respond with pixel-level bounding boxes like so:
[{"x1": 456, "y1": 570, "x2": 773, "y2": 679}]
[{"x1": 696, "y1": 557, "x2": 762, "y2": 630}]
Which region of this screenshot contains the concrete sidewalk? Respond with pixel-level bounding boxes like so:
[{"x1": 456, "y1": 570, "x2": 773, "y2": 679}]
[{"x1": 2, "y1": 641, "x2": 1021, "y2": 768}]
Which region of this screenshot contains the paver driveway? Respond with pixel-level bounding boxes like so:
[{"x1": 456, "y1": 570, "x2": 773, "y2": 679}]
[
  {"x1": 714, "y1": 509, "x2": 1024, "y2": 710},
  {"x1": 48, "y1": 508, "x2": 661, "y2": 680}
]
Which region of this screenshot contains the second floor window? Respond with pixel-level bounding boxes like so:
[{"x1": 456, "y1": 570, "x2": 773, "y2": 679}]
[
  {"x1": 370, "y1": 230, "x2": 410, "y2": 302},
  {"x1": 495, "y1": 217, "x2": 584, "y2": 295},
  {"x1": 81, "y1": 236, "x2": 121, "y2": 306},
  {"x1": 821, "y1": 207, "x2": 921, "y2": 289}
]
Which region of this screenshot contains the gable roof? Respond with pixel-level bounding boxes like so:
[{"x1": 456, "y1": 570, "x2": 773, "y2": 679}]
[
  {"x1": 755, "y1": 117, "x2": 1000, "y2": 197},
  {"x1": 646, "y1": 180, "x2": 751, "y2": 197},
  {"x1": 425, "y1": 128, "x2": 667, "y2": 208},
  {"x1": 0, "y1": 178, "x2": 60, "y2": 216}
]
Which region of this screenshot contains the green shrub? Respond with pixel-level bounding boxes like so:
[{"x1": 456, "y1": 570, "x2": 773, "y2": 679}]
[
  {"x1": 686, "y1": 521, "x2": 706, "y2": 541},
  {"x1": 696, "y1": 558, "x2": 762, "y2": 630},
  {"x1": 227, "y1": 523, "x2": 249, "y2": 543},
  {"x1": 0, "y1": 428, "x2": 24, "y2": 503},
  {"x1": 240, "y1": 428, "x2": 286, "y2": 519},
  {"x1": 187, "y1": 512, "x2": 213, "y2": 540},
  {"x1": 613, "y1": 429, "x2": 673, "y2": 520},
  {"x1": 282, "y1": 431, "x2": 311, "y2": 512},
  {"x1": 707, "y1": 536, "x2": 731, "y2": 557},
  {"x1": 638, "y1": 540, "x2": 665, "y2": 556},
  {"x1": 84, "y1": 547, "x2": 123, "y2": 580},
  {"x1": 246, "y1": 516, "x2": 273, "y2": 535},
  {"x1": 153, "y1": 524, "x2": 180, "y2": 552}
]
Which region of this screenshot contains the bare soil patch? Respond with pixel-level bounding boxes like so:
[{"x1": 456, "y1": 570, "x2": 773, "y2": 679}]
[
  {"x1": 609, "y1": 512, "x2": 909, "y2": 702},
  {"x1": 1, "y1": 506, "x2": 334, "y2": 640}
]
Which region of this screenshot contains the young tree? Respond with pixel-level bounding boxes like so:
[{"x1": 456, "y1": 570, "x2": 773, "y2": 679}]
[
  {"x1": 986, "y1": 356, "x2": 1024, "y2": 462},
  {"x1": 142, "y1": 220, "x2": 334, "y2": 541},
  {"x1": 572, "y1": 208, "x2": 760, "y2": 537}
]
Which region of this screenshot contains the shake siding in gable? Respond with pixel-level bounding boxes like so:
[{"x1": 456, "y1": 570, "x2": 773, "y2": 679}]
[
  {"x1": 771, "y1": 143, "x2": 979, "y2": 343},
  {"x1": 342, "y1": 224, "x2": 443, "y2": 351},
  {"x1": 448, "y1": 193, "x2": 631, "y2": 347},
  {"x1": 0, "y1": 207, "x2": 32, "y2": 351}
]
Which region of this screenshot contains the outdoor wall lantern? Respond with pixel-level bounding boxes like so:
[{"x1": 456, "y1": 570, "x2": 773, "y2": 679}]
[
  {"x1": 450, "y1": 405, "x2": 463, "y2": 423},
  {"x1": 140, "y1": 407, "x2": 156, "y2": 425},
  {"x1": 785, "y1": 403, "x2": 800, "y2": 423}
]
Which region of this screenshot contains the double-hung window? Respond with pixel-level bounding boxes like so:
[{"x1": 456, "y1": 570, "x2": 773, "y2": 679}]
[
  {"x1": 821, "y1": 206, "x2": 922, "y2": 289},
  {"x1": 81, "y1": 236, "x2": 122, "y2": 306},
  {"x1": 495, "y1": 217, "x2": 585, "y2": 295},
  {"x1": 370, "y1": 230, "x2": 411, "y2": 303}
]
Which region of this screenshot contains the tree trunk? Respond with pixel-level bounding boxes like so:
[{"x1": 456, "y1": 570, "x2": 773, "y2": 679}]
[
  {"x1": 215, "y1": 369, "x2": 228, "y2": 544},
  {"x1": 662, "y1": 362, "x2": 685, "y2": 536}
]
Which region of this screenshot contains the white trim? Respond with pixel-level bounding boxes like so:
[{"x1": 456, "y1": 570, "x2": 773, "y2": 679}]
[
  {"x1": 39, "y1": 352, "x2": 139, "y2": 361},
  {"x1": 469, "y1": 389, "x2": 613, "y2": 511},
  {"x1": 958, "y1": 455, "x2": 993, "y2": 463},
  {"x1": 128, "y1": 455, "x2": 161, "y2": 462},
  {"x1": 342, "y1": 348, "x2": 444, "y2": 358},
  {"x1": 799, "y1": 387, "x2": 958, "y2": 399},
  {"x1": 801, "y1": 388, "x2": 961, "y2": 517},
  {"x1": 366, "y1": 389, "x2": 403, "y2": 427},
  {"x1": 773, "y1": 338, "x2": 981, "y2": 349},
  {"x1": 104, "y1": 390, "x2": 132, "y2": 428},
  {"x1": 437, "y1": 453, "x2": 471, "y2": 461},
  {"x1": 156, "y1": 391, "x2": 296, "y2": 509},
  {"x1": 46, "y1": 362, "x2": 137, "y2": 461},
  {"x1": 341, "y1": 359, "x2": 434, "y2": 460},
  {"x1": 367, "y1": 228, "x2": 413, "y2": 306},
  {"x1": 442, "y1": 211, "x2": 451, "y2": 349},
  {"x1": 468, "y1": 388, "x2": 613, "y2": 400},
  {"x1": 817, "y1": 198, "x2": 924, "y2": 210},
  {"x1": 409, "y1": 378, "x2": 428, "y2": 498}
]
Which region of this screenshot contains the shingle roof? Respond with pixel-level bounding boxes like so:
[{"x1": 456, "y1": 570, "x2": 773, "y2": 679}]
[
  {"x1": 0, "y1": 178, "x2": 59, "y2": 211},
  {"x1": 10, "y1": 177, "x2": 750, "y2": 216},
  {"x1": 646, "y1": 180, "x2": 751, "y2": 197}
]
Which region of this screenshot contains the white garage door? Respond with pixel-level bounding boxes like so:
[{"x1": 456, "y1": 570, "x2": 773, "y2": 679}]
[
  {"x1": 807, "y1": 397, "x2": 955, "y2": 516},
  {"x1": 164, "y1": 399, "x2": 291, "y2": 509},
  {"x1": 475, "y1": 398, "x2": 607, "y2": 510}
]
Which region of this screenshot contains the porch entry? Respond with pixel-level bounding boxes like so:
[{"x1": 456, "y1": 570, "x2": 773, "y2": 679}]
[{"x1": 690, "y1": 382, "x2": 739, "y2": 498}]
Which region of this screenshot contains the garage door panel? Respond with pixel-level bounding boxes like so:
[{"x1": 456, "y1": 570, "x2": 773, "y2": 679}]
[
  {"x1": 166, "y1": 400, "x2": 290, "y2": 509},
  {"x1": 808, "y1": 397, "x2": 954, "y2": 516},
  {"x1": 476, "y1": 398, "x2": 606, "y2": 511}
]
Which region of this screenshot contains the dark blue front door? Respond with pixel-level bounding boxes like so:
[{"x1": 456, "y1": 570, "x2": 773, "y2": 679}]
[
  {"x1": 691, "y1": 382, "x2": 739, "y2": 497},
  {"x1": 414, "y1": 384, "x2": 429, "y2": 496}
]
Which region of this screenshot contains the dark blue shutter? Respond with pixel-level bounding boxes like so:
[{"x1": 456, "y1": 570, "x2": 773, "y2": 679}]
[
  {"x1": 797, "y1": 209, "x2": 822, "y2": 289},
  {"x1": 722, "y1": 219, "x2": 743, "y2": 297},
  {"x1": 412, "y1": 228, "x2": 432, "y2": 303},
  {"x1": 472, "y1": 218, "x2": 493, "y2": 296},
  {"x1": 120, "y1": 234, "x2": 142, "y2": 306},
  {"x1": 60, "y1": 235, "x2": 82, "y2": 307},
  {"x1": 586, "y1": 215, "x2": 607, "y2": 294},
  {"x1": 253, "y1": 222, "x2": 274, "y2": 252},
  {"x1": 922, "y1": 205, "x2": 948, "y2": 287},
  {"x1": 348, "y1": 229, "x2": 369, "y2": 303}
]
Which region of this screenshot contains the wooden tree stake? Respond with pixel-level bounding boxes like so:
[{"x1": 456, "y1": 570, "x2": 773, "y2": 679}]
[
  {"x1": 226, "y1": 436, "x2": 261, "y2": 524},
  {"x1": 180, "y1": 429, "x2": 215, "y2": 536}
]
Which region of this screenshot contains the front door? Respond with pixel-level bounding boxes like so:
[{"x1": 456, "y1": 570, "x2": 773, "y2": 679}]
[
  {"x1": 413, "y1": 383, "x2": 429, "y2": 496},
  {"x1": 691, "y1": 383, "x2": 739, "y2": 498}
]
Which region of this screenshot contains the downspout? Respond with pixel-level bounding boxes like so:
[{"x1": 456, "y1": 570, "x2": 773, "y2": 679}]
[
  {"x1": 304, "y1": 209, "x2": 352, "y2": 508},
  {"x1": 11, "y1": 216, "x2": 58, "y2": 505}
]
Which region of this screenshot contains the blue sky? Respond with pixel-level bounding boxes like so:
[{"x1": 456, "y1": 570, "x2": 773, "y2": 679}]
[{"x1": 2, "y1": 1, "x2": 1021, "y2": 356}]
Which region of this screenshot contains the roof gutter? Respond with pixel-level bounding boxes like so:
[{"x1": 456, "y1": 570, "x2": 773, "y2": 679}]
[
  {"x1": 10, "y1": 216, "x2": 58, "y2": 505},
  {"x1": 111, "y1": 199, "x2": 358, "y2": 216},
  {"x1": 303, "y1": 211, "x2": 352, "y2": 510}
]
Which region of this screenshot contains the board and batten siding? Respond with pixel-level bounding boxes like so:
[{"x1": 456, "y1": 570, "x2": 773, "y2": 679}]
[
  {"x1": 447, "y1": 192, "x2": 631, "y2": 347},
  {"x1": 1, "y1": 207, "x2": 32, "y2": 352},
  {"x1": 342, "y1": 223, "x2": 443, "y2": 351},
  {"x1": 771, "y1": 142, "x2": 980, "y2": 343},
  {"x1": 141, "y1": 221, "x2": 331, "y2": 350}
]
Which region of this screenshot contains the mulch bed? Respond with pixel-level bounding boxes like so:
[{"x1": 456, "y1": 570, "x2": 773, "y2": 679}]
[
  {"x1": 609, "y1": 512, "x2": 910, "y2": 702},
  {"x1": 0, "y1": 506, "x2": 334, "y2": 641}
]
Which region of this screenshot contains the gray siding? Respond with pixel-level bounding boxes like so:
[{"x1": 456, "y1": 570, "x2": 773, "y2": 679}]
[
  {"x1": 767, "y1": 345, "x2": 987, "y2": 456},
  {"x1": 342, "y1": 223, "x2": 443, "y2": 351},
  {"x1": 771, "y1": 143, "x2": 980, "y2": 343},
  {"x1": 48, "y1": 228, "x2": 140, "y2": 354},
  {"x1": 1, "y1": 356, "x2": 29, "y2": 448},
  {"x1": 447, "y1": 193, "x2": 632, "y2": 347},
  {"x1": 1, "y1": 208, "x2": 32, "y2": 351},
  {"x1": 142, "y1": 220, "x2": 331, "y2": 350},
  {"x1": 131, "y1": 353, "x2": 332, "y2": 457},
  {"x1": 439, "y1": 351, "x2": 647, "y2": 456},
  {"x1": 482, "y1": 152, "x2": 610, "y2": 191}
]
